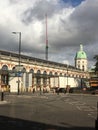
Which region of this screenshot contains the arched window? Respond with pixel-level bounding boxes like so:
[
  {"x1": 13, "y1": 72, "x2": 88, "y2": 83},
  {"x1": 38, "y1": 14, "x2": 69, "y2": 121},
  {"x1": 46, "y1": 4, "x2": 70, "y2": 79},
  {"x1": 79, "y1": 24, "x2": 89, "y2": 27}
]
[
  {"x1": 1, "y1": 65, "x2": 8, "y2": 85},
  {"x1": 78, "y1": 65, "x2": 80, "y2": 69},
  {"x1": 36, "y1": 70, "x2": 41, "y2": 87},
  {"x1": 12, "y1": 66, "x2": 15, "y2": 71},
  {"x1": 49, "y1": 72, "x2": 53, "y2": 76},
  {"x1": 22, "y1": 68, "x2": 26, "y2": 73},
  {"x1": 30, "y1": 69, "x2": 34, "y2": 74},
  {"x1": 2, "y1": 65, "x2": 8, "y2": 70},
  {"x1": 60, "y1": 73, "x2": 62, "y2": 76},
  {"x1": 43, "y1": 71, "x2": 47, "y2": 75},
  {"x1": 54, "y1": 72, "x2": 58, "y2": 76},
  {"x1": 43, "y1": 71, "x2": 47, "y2": 86},
  {"x1": 82, "y1": 65, "x2": 84, "y2": 71},
  {"x1": 37, "y1": 70, "x2": 41, "y2": 74}
]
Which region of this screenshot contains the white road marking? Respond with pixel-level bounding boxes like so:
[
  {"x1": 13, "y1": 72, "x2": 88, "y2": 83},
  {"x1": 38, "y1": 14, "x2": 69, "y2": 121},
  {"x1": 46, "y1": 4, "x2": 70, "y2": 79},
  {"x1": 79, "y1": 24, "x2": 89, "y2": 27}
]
[{"x1": 63, "y1": 97, "x2": 97, "y2": 119}]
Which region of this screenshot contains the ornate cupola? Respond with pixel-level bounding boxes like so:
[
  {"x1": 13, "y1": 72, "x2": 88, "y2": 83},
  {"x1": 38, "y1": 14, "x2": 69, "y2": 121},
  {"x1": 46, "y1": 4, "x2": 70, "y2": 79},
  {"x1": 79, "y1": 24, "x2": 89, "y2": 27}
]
[{"x1": 75, "y1": 44, "x2": 88, "y2": 71}]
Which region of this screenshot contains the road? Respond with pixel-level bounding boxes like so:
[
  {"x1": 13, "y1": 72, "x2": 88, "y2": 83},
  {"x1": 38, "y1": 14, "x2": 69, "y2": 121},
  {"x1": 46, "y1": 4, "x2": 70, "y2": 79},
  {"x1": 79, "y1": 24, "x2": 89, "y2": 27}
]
[{"x1": 0, "y1": 92, "x2": 98, "y2": 129}]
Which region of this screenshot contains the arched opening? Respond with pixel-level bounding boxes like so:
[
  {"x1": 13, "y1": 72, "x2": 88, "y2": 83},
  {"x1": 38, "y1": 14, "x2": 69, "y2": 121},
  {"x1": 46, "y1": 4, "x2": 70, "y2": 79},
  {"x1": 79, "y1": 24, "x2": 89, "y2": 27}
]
[
  {"x1": 29, "y1": 69, "x2": 34, "y2": 74},
  {"x1": 36, "y1": 70, "x2": 41, "y2": 91},
  {"x1": 1, "y1": 65, "x2": 9, "y2": 91},
  {"x1": 82, "y1": 65, "x2": 84, "y2": 71},
  {"x1": 60, "y1": 73, "x2": 62, "y2": 76},
  {"x1": 43, "y1": 71, "x2": 47, "y2": 88}
]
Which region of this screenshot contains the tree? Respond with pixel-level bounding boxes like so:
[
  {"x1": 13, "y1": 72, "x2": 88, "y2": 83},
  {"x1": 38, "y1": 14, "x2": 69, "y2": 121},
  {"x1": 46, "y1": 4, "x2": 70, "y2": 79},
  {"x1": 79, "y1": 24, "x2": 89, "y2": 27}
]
[{"x1": 94, "y1": 55, "x2": 98, "y2": 74}]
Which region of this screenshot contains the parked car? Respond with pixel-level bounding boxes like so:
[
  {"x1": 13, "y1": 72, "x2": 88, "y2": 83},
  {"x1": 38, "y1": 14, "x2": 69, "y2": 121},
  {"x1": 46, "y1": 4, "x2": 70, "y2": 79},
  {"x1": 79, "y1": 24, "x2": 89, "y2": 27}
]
[
  {"x1": 91, "y1": 89, "x2": 98, "y2": 94},
  {"x1": 86, "y1": 87, "x2": 98, "y2": 94},
  {"x1": 56, "y1": 88, "x2": 66, "y2": 93},
  {"x1": 68, "y1": 87, "x2": 83, "y2": 93}
]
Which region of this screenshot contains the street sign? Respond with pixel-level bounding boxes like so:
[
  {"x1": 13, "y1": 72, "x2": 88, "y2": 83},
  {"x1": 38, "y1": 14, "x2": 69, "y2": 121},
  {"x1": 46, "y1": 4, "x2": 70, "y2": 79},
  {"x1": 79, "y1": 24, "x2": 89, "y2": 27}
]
[{"x1": 16, "y1": 72, "x2": 23, "y2": 77}]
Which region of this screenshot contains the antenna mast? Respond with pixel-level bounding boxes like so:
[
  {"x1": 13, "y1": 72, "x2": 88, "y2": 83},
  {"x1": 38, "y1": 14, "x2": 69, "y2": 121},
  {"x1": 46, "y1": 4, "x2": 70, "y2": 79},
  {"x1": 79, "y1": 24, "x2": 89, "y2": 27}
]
[{"x1": 45, "y1": 13, "x2": 48, "y2": 60}]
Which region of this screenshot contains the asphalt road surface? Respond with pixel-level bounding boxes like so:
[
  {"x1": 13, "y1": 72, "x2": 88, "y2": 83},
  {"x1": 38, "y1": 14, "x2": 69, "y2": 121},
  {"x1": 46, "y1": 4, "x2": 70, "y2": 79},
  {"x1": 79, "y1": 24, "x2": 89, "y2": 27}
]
[{"x1": 0, "y1": 92, "x2": 98, "y2": 130}]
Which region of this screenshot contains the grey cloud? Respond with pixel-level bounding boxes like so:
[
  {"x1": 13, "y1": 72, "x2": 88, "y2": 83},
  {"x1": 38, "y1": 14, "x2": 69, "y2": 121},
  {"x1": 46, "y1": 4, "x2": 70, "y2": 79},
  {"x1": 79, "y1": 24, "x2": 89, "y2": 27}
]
[
  {"x1": 22, "y1": 0, "x2": 59, "y2": 24},
  {"x1": 69, "y1": 1, "x2": 98, "y2": 44},
  {"x1": 0, "y1": 27, "x2": 16, "y2": 51},
  {"x1": 9, "y1": 0, "x2": 19, "y2": 4}
]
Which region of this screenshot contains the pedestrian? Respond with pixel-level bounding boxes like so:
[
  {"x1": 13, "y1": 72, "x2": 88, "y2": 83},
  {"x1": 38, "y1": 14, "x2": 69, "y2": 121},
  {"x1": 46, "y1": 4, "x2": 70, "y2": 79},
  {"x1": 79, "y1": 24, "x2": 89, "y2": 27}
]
[
  {"x1": 33, "y1": 88, "x2": 35, "y2": 93},
  {"x1": 57, "y1": 87, "x2": 59, "y2": 95}
]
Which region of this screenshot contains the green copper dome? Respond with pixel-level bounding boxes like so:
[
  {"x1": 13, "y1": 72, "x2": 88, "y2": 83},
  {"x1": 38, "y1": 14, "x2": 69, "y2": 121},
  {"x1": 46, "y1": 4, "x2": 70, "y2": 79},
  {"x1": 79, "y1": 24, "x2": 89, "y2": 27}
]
[{"x1": 75, "y1": 44, "x2": 87, "y2": 59}]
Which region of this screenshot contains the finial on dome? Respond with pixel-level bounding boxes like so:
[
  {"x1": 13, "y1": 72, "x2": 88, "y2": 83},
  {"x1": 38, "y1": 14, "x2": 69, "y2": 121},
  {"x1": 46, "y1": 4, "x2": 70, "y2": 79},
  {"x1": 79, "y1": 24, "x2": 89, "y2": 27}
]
[{"x1": 80, "y1": 44, "x2": 83, "y2": 51}]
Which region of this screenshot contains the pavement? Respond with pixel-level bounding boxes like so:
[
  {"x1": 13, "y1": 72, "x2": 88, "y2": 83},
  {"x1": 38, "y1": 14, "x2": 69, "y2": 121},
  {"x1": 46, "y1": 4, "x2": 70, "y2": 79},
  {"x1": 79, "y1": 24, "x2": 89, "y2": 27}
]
[
  {"x1": 0, "y1": 92, "x2": 98, "y2": 104},
  {"x1": 0, "y1": 100, "x2": 10, "y2": 104}
]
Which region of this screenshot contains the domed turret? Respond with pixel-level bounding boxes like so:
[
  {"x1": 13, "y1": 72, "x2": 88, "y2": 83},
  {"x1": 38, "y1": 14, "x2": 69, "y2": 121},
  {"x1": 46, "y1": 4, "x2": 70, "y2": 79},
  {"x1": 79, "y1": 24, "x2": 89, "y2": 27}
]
[
  {"x1": 75, "y1": 44, "x2": 88, "y2": 71},
  {"x1": 75, "y1": 44, "x2": 87, "y2": 59}
]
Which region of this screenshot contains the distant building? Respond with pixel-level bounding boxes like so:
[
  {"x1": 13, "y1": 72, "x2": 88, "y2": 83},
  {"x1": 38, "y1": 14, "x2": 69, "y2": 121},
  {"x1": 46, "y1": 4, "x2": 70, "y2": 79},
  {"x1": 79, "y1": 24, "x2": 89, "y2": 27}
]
[{"x1": 75, "y1": 44, "x2": 88, "y2": 71}]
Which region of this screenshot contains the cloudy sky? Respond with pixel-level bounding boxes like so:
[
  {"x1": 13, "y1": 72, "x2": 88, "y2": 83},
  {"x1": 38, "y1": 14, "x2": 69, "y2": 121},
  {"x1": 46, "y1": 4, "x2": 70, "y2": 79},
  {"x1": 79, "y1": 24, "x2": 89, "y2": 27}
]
[{"x1": 0, "y1": 0, "x2": 98, "y2": 69}]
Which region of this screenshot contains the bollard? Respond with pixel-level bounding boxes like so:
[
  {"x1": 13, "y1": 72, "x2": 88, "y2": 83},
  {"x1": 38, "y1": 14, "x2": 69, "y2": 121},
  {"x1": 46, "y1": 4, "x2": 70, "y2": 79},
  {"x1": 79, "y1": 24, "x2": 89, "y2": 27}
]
[
  {"x1": 95, "y1": 102, "x2": 98, "y2": 130},
  {"x1": 1, "y1": 91, "x2": 4, "y2": 101}
]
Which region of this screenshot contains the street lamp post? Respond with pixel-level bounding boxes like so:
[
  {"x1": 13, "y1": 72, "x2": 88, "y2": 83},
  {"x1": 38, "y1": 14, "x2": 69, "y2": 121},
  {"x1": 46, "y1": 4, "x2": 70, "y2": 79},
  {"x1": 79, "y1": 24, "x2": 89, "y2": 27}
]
[
  {"x1": 66, "y1": 64, "x2": 69, "y2": 93},
  {"x1": 12, "y1": 32, "x2": 21, "y2": 95}
]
